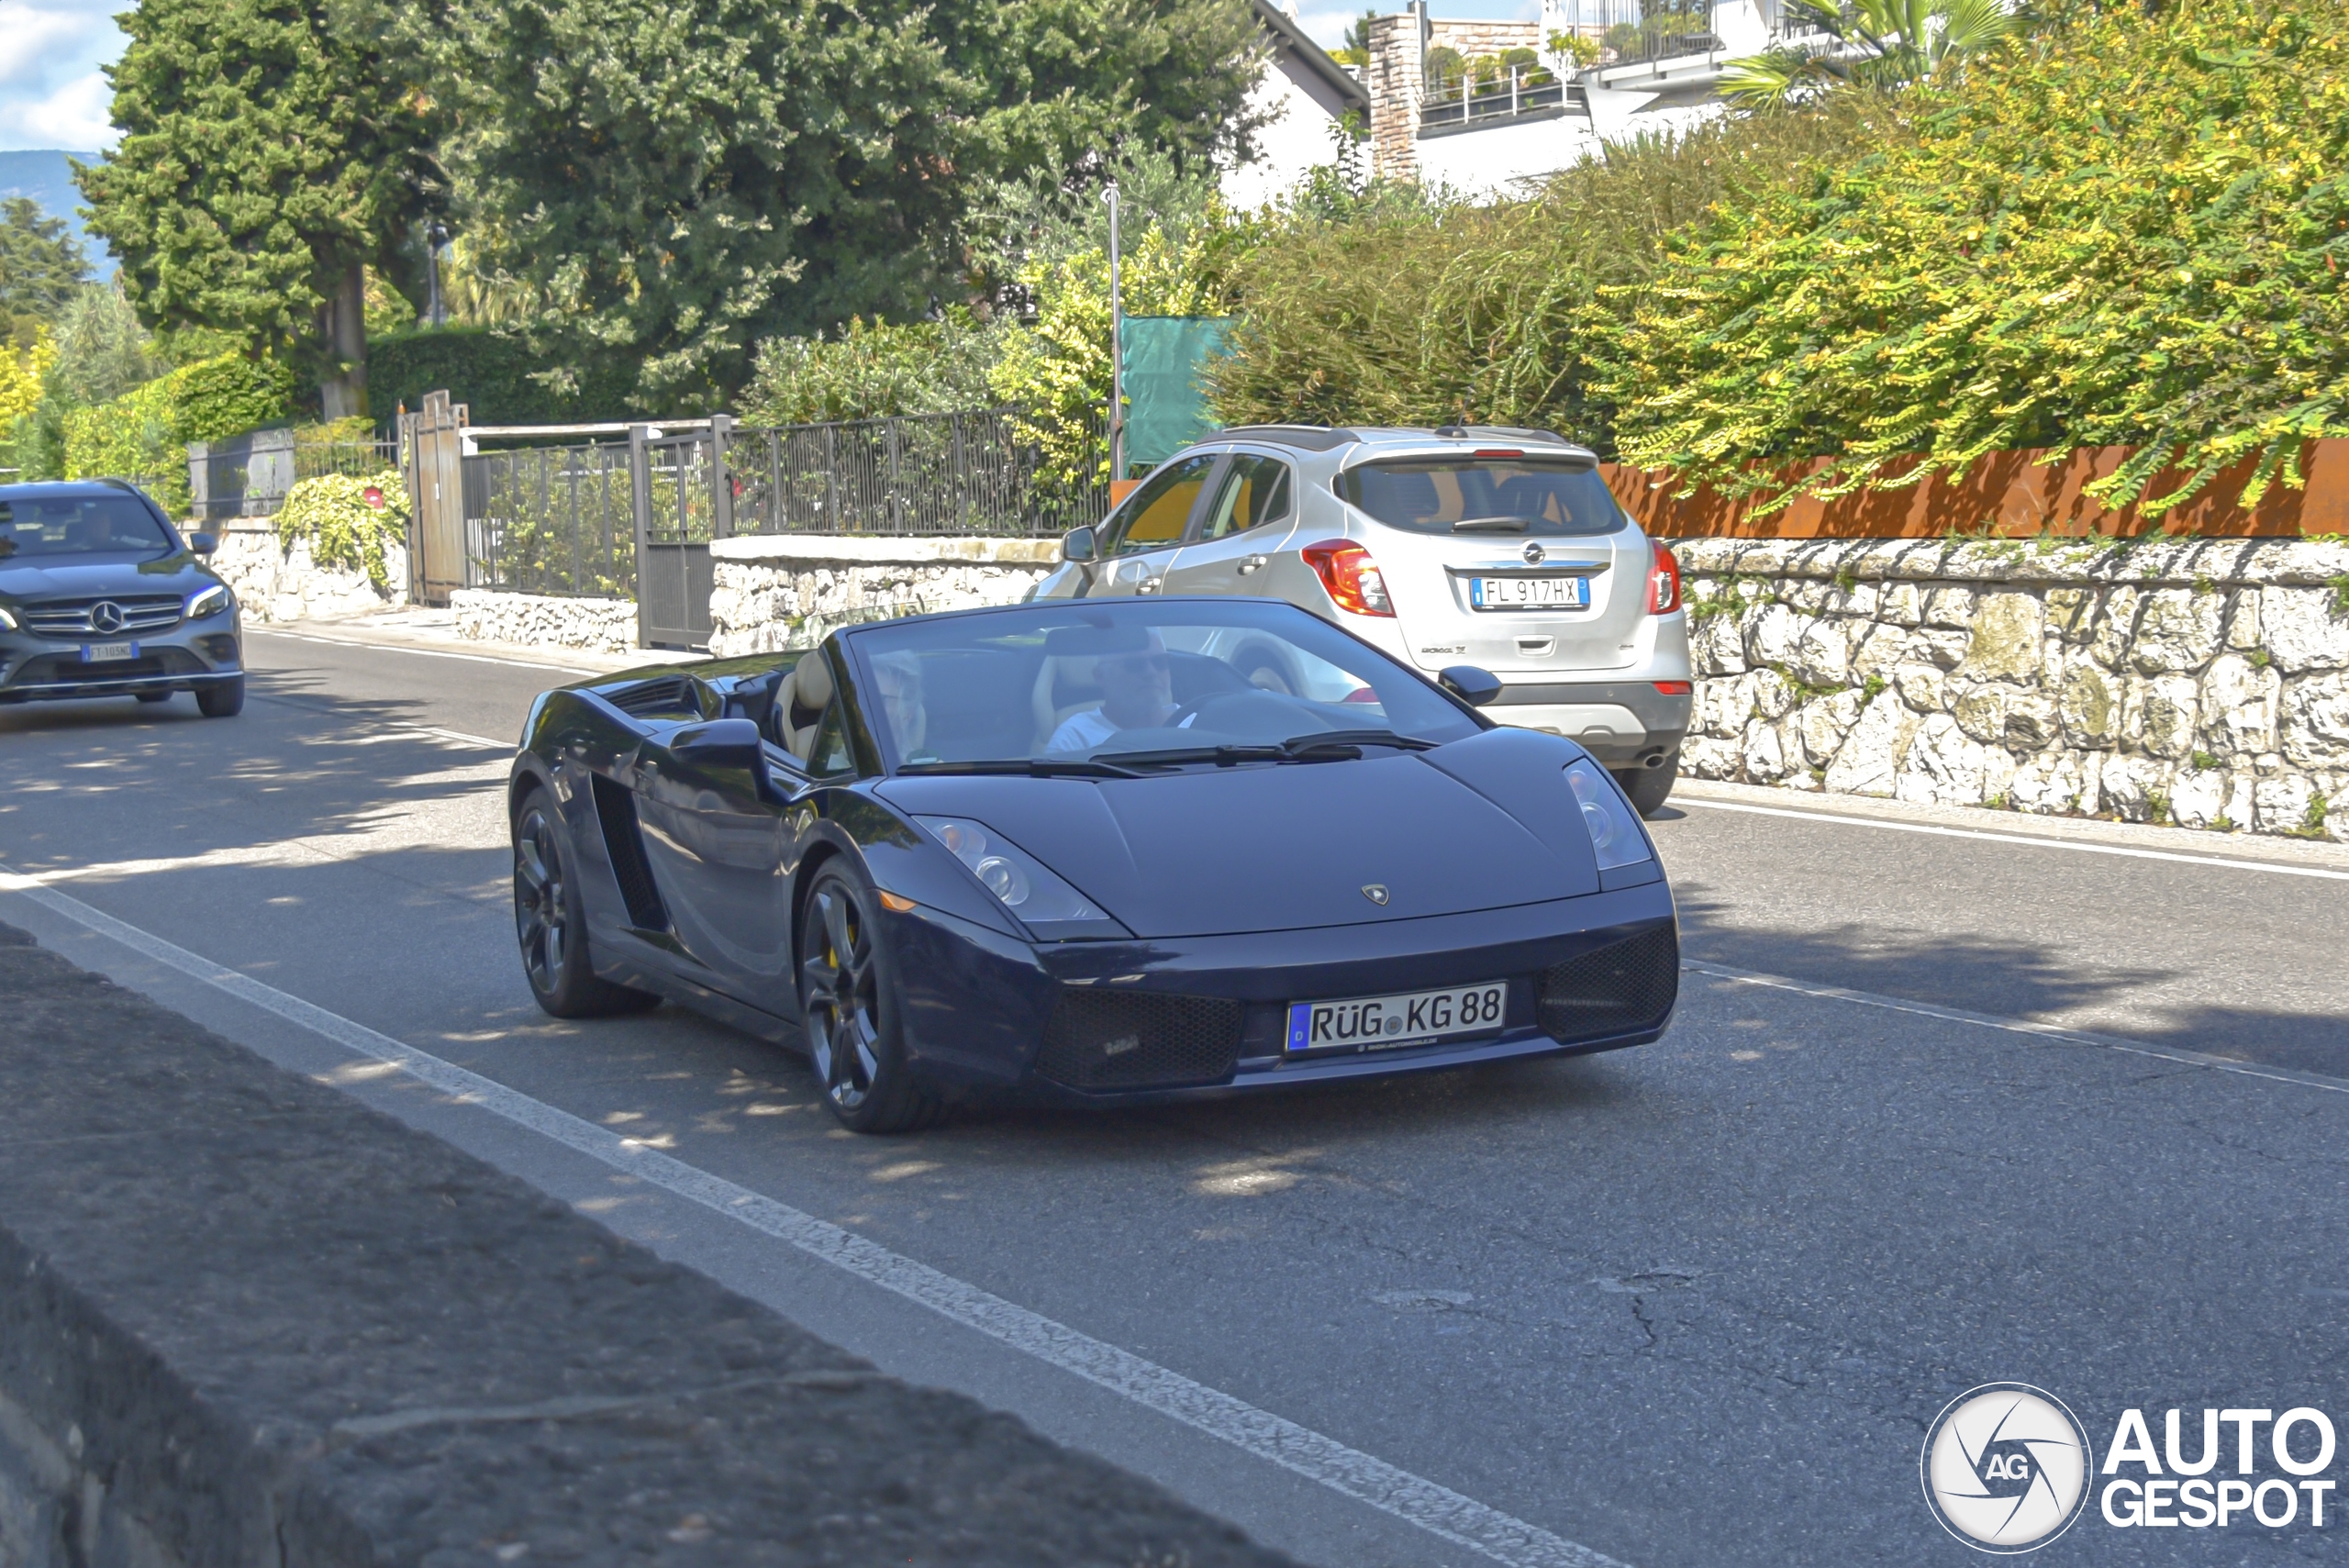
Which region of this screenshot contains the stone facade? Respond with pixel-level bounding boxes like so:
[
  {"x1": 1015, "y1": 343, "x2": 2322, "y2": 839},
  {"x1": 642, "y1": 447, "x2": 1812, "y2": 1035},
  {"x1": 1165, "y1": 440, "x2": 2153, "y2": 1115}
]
[
  {"x1": 451, "y1": 589, "x2": 640, "y2": 656},
  {"x1": 207, "y1": 522, "x2": 408, "y2": 623},
  {"x1": 1672, "y1": 537, "x2": 2349, "y2": 840},
  {"x1": 1364, "y1": 10, "x2": 1546, "y2": 179},
  {"x1": 707, "y1": 534, "x2": 1062, "y2": 658}
]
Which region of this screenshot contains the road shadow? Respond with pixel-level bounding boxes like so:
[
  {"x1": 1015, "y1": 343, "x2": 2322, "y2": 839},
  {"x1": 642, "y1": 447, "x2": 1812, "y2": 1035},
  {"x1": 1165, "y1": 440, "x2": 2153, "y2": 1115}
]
[{"x1": 1675, "y1": 892, "x2": 2349, "y2": 1080}]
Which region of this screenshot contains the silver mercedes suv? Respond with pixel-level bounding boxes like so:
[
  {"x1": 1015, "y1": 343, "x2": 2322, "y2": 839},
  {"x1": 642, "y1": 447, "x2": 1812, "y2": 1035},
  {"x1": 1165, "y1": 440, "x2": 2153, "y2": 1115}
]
[
  {"x1": 0, "y1": 481, "x2": 246, "y2": 717},
  {"x1": 1030, "y1": 425, "x2": 1691, "y2": 814}
]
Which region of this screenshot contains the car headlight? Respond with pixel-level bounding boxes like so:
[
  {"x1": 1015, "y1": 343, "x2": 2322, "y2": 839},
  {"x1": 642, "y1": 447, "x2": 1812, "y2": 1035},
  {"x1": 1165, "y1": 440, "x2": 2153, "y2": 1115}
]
[
  {"x1": 1564, "y1": 759, "x2": 1650, "y2": 871},
  {"x1": 916, "y1": 816, "x2": 1110, "y2": 928},
  {"x1": 0, "y1": 605, "x2": 17, "y2": 632},
  {"x1": 187, "y1": 584, "x2": 232, "y2": 619}
]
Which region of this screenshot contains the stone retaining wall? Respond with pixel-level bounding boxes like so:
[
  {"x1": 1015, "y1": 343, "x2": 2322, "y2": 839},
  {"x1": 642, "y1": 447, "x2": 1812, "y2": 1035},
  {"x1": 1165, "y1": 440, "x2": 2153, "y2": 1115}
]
[
  {"x1": 1673, "y1": 537, "x2": 2349, "y2": 840},
  {"x1": 451, "y1": 588, "x2": 639, "y2": 656},
  {"x1": 207, "y1": 521, "x2": 407, "y2": 623},
  {"x1": 707, "y1": 533, "x2": 1060, "y2": 658}
]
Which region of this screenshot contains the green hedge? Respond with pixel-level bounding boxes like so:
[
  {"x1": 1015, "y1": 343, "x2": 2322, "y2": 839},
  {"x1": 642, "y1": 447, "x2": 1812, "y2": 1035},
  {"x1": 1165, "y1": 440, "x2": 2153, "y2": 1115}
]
[
  {"x1": 57, "y1": 352, "x2": 297, "y2": 516},
  {"x1": 369, "y1": 328, "x2": 634, "y2": 424}
]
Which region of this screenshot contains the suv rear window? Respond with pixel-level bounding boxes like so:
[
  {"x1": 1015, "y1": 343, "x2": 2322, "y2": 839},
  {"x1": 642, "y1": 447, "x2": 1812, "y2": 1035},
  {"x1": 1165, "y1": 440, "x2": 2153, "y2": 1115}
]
[{"x1": 1337, "y1": 458, "x2": 1626, "y2": 537}]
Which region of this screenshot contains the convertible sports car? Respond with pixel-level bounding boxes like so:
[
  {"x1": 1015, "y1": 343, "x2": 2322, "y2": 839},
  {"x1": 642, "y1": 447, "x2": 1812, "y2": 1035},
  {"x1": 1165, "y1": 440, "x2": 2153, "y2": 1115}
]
[{"x1": 507, "y1": 596, "x2": 1678, "y2": 1132}]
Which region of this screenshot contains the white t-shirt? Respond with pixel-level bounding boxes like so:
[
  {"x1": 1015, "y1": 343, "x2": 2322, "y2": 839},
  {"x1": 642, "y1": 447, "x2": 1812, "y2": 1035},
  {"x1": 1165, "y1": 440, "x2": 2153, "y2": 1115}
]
[{"x1": 1047, "y1": 705, "x2": 1192, "y2": 753}]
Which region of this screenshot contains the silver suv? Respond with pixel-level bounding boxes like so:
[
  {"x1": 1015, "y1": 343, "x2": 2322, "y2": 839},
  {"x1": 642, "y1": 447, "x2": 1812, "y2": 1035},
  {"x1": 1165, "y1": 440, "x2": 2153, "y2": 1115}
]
[{"x1": 1030, "y1": 426, "x2": 1691, "y2": 814}]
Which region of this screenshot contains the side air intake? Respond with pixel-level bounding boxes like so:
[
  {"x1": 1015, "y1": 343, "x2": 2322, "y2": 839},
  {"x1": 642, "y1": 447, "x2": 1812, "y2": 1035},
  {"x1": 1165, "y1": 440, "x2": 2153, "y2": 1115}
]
[
  {"x1": 590, "y1": 774, "x2": 668, "y2": 930},
  {"x1": 1034, "y1": 992, "x2": 1244, "y2": 1091},
  {"x1": 1535, "y1": 925, "x2": 1679, "y2": 1044}
]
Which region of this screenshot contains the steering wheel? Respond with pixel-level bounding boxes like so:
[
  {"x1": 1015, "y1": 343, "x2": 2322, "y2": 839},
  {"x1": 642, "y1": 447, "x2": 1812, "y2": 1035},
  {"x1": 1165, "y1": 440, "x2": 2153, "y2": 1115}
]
[{"x1": 1165, "y1": 689, "x2": 1292, "y2": 732}]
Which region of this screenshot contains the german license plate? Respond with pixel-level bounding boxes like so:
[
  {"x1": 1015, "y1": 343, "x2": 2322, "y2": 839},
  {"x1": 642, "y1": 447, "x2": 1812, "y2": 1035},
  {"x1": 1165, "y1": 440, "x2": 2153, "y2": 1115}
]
[
  {"x1": 82, "y1": 641, "x2": 138, "y2": 663},
  {"x1": 1286, "y1": 981, "x2": 1509, "y2": 1055},
  {"x1": 1470, "y1": 575, "x2": 1586, "y2": 611}
]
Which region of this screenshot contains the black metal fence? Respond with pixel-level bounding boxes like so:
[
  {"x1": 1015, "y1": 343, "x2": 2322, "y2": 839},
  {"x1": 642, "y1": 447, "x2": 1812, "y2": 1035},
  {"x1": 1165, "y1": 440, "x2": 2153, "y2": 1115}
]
[
  {"x1": 733, "y1": 409, "x2": 1108, "y2": 539},
  {"x1": 187, "y1": 431, "x2": 398, "y2": 521},
  {"x1": 462, "y1": 441, "x2": 636, "y2": 599}
]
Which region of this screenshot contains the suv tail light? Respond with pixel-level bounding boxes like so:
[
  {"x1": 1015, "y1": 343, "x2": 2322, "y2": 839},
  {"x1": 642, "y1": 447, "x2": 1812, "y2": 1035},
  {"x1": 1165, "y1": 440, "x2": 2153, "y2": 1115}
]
[
  {"x1": 1646, "y1": 541, "x2": 1682, "y2": 615},
  {"x1": 1301, "y1": 539, "x2": 1395, "y2": 617}
]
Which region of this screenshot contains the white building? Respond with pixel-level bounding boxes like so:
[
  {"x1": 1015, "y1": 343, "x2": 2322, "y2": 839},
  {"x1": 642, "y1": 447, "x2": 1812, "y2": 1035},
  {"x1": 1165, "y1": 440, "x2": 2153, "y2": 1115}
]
[{"x1": 1220, "y1": 0, "x2": 1371, "y2": 211}]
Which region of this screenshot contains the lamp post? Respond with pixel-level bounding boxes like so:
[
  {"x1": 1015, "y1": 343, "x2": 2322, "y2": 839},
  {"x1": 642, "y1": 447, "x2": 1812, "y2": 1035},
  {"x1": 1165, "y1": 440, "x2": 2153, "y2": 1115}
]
[
  {"x1": 1102, "y1": 182, "x2": 1124, "y2": 483},
  {"x1": 426, "y1": 222, "x2": 450, "y2": 328}
]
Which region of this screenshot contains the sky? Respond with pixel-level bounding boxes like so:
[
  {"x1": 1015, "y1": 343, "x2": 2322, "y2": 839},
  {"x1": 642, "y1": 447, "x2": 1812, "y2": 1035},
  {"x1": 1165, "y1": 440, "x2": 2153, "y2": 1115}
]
[
  {"x1": 0, "y1": 0, "x2": 117, "y2": 151},
  {"x1": 0, "y1": 0, "x2": 1542, "y2": 154}
]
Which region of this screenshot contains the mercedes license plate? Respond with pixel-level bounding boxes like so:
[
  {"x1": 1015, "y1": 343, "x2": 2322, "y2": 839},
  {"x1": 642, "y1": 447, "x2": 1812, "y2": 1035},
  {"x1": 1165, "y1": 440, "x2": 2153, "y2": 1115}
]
[
  {"x1": 82, "y1": 641, "x2": 138, "y2": 663},
  {"x1": 1470, "y1": 575, "x2": 1586, "y2": 611},
  {"x1": 1286, "y1": 981, "x2": 1509, "y2": 1055}
]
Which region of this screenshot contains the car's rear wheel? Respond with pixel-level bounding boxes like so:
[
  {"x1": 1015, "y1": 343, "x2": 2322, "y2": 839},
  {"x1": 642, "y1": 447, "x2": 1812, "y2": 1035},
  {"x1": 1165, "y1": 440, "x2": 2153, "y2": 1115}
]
[
  {"x1": 513, "y1": 787, "x2": 660, "y2": 1018},
  {"x1": 798, "y1": 862, "x2": 941, "y2": 1134},
  {"x1": 1613, "y1": 750, "x2": 1679, "y2": 819},
  {"x1": 195, "y1": 678, "x2": 244, "y2": 717}
]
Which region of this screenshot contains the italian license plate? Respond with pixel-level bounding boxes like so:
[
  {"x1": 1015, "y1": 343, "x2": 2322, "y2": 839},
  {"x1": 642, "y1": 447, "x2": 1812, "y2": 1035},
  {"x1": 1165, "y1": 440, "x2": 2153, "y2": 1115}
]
[
  {"x1": 1286, "y1": 981, "x2": 1509, "y2": 1055},
  {"x1": 1469, "y1": 575, "x2": 1586, "y2": 611},
  {"x1": 82, "y1": 641, "x2": 138, "y2": 663}
]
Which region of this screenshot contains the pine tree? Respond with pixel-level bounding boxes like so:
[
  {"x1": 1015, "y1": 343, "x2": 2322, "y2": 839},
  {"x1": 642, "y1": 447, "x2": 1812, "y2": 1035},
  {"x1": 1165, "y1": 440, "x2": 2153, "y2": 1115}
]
[
  {"x1": 78, "y1": 0, "x2": 440, "y2": 418},
  {"x1": 0, "y1": 197, "x2": 89, "y2": 351}
]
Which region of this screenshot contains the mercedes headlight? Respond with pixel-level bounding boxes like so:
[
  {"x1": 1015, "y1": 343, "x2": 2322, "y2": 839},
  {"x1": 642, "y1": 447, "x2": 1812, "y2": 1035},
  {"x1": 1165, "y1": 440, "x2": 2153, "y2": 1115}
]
[
  {"x1": 916, "y1": 816, "x2": 1110, "y2": 929},
  {"x1": 0, "y1": 605, "x2": 17, "y2": 632},
  {"x1": 1564, "y1": 759, "x2": 1651, "y2": 871},
  {"x1": 187, "y1": 584, "x2": 232, "y2": 619}
]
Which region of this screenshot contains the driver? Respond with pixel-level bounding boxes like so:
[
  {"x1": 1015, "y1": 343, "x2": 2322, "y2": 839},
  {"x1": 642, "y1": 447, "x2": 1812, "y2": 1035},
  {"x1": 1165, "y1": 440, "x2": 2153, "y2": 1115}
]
[{"x1": 1049, "y1": 630, "x2": 1194, "y2": 751}]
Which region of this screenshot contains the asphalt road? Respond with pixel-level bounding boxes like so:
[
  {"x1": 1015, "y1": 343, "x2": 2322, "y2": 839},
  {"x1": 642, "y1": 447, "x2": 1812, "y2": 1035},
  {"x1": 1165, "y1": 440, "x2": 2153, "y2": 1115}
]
[{"x1": 4, "y1": 624, "x2": 2346, "y2": 1568}]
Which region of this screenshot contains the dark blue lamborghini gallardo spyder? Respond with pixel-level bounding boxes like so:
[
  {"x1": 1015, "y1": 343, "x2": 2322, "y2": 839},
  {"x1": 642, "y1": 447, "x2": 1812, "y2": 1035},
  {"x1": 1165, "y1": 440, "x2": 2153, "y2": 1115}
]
[{"x1": 507, "y1": 597, "x2": 1678, "y2": 1132}]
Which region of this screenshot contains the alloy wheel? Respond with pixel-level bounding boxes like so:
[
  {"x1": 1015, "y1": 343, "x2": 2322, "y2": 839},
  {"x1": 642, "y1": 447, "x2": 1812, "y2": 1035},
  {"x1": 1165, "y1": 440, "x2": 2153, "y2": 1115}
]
[
  {"x1": 802, "y1": 882, "x2": 882, "y2": 1112},
  {"x1": 514, "y1": 806, "x2": 568, "y2": 995}
]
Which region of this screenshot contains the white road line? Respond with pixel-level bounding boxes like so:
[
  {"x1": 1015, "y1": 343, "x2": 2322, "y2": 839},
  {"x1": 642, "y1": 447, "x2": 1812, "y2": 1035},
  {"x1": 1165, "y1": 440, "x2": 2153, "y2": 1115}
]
[
  {"x1": 245, "y1": 627, "x2": 607, "y2": 677},
  {"x1": 0, "y1": 869, "x2": 1626, "y2": 1568},
  {"x1": 1684, "y1": 960, "x2": 2349, "y2": 1096},
  {"x1": 1675, "y1": 796, "x2": 2349, "y2": 882}
]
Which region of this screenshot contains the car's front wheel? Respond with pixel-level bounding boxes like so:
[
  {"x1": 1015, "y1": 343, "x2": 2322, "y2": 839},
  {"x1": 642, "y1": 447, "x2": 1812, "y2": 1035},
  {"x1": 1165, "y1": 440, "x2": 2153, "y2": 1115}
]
[
  {"x1": 195, "y1": 678, "x2": 244, "y2": 717},
  {"x1": 1614, "y1": 750, "x2": 1679, "y2": 818},
  {"x1": 798, "y1": 862, "x2": 941, "y2": 1134},
  {"x1": 513, "y1": 787, "x2": 660, "y2": 1018}
]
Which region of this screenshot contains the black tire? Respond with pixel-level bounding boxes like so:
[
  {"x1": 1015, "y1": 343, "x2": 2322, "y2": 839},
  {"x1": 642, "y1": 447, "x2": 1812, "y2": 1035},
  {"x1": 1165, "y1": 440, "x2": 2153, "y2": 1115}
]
[
  {"x1": 195, "y1": 678, "x2": 244, "y2": 717},
  {"x1": 513, "y1": 788, "x2": 661, "y2": 1018},
  {"x1": 797, "y1": 861, "x2": 942, "y2": 1134},
  {"x1": 135, "y1": 692, "x2": 173, "y2": 705},
  {"x1": 1614, "y1": 750, "x2": 1679, "y2": 818}
]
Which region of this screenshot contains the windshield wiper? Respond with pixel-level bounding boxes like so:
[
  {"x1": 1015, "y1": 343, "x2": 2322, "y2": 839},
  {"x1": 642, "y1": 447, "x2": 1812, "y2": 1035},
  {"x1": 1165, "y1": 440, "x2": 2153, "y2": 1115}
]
[
  {"x1": 1281, "y1": 729, "x2": 1441, "y2": 757},
  {"x1": 1096, "y1": 744, "x2": 1286, "y2": 768},
  {"x1": 1451, "y1": 516, "x2": 1531, "y2": 532},
  {"x1": 897, "y1": 757, "x2": 1149, "y2": 779}
]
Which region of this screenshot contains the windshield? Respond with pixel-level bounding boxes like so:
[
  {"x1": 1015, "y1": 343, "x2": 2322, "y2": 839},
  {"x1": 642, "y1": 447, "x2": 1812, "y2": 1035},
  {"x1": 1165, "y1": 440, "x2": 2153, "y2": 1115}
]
[
  {"x1": 0, "y1": 494, "x2": 174, "y2": 559},
  {"x1": 845, "y1": 600, "x2": 1485, "y2": 771},
  {"x1": 1338, "y1": 457, "x2": 1627, "y2": 536}
]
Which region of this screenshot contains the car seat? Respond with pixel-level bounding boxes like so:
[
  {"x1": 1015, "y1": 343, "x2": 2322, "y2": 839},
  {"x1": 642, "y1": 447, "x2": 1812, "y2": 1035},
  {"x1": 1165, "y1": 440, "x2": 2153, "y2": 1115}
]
[
  {"x1": 771, "y1": 651, "x2": 832, "y2": 760},
  {"x1": 1030, "y1": 655, "x2": 1105, "y2": 750}
]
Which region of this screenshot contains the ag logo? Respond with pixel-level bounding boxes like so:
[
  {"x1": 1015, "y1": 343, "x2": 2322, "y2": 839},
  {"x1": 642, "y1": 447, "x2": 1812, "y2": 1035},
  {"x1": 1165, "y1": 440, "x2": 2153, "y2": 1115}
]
[{"x1": 1921, "y1": 1384, "x2": 2093, "y2": 1552}]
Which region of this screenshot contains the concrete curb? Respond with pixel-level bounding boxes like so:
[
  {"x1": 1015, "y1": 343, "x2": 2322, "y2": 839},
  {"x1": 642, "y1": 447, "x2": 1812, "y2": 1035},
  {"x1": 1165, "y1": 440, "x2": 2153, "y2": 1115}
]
[{"x1": 0, "y1": 922, "x2": 1294, "y2": 1568}]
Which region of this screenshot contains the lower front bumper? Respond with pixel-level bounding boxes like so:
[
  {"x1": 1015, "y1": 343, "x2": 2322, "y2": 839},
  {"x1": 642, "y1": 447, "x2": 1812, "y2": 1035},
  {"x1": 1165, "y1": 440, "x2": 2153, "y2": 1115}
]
[
  {"x1": 0, "y1": 633, "x2": 242, "y2": 704},
  {"x1": 883, "y1": 876, "x2": 1679, "y2": 1106}
]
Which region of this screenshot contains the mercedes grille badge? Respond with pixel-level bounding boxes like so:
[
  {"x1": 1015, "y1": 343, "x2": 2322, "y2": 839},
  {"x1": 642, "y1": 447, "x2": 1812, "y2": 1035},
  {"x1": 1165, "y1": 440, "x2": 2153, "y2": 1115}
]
[
  {"x1": 90, "y1": 601, "x2": 125, "y2": 634},
  {"x1": 1361, "y1": 884, "x2": 1390, "y2": 905},
  {"x1": 1522, "y1": 541, "x2": 1546, "y2": 566}
]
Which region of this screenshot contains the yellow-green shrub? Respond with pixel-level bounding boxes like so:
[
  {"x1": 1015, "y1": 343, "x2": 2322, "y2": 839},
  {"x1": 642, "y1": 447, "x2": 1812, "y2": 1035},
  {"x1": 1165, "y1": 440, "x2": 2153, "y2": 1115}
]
[{"x1": 274, "y1": 470, "x2": 410, "y2": 590}]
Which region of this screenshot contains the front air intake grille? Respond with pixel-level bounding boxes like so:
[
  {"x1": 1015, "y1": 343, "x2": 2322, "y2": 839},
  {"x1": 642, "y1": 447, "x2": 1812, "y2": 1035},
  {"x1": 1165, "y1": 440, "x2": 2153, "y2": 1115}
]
[
  {"x1": 8, "y1": 647, "x2": 207, "y2": 686},
  {"x1": 1035, "y1": 992, "x2": 1245, "y2": 1091},
  {"x1": 1536, "y1": 926, "x2": 1679, "y2": 1044}
]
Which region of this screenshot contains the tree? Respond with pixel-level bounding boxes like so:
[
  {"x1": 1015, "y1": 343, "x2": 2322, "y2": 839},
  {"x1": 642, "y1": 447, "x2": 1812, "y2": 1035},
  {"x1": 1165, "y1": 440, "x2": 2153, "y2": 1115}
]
[
  {"x1": 1720, "y1": 0, "x2": 2014, "y2": 107},
  {"x1": 79, "y1": 0, "x2": 441, "y2": 418},
  {"x1": 0, "y1": 198, "x2": 89, "y2": 351},
  {"x1": 435, "y1": 0, "x2": 973, "y2": 412}
]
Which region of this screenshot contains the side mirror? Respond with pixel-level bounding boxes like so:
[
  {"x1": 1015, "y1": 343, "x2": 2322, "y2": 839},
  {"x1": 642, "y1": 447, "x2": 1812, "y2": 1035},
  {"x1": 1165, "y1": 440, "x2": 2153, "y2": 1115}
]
[
  {"x1": 187, "y1": 532, "x2": 219, "y2": 556},
  {"x1": 1438, "y1": 664, "x2": 1504, "y2": 708},
  {"x1": 670, "y1": 717, "x2": 766, "y2": 771},
  {"x1": 1061, "y1": 526, "x2": 1097, "y2": 563}
]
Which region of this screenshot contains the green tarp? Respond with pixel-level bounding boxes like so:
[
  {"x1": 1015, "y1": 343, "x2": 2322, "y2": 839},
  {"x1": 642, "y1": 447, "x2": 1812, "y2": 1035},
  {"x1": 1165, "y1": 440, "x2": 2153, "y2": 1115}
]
[{"x1": 1120, "y1": 316, "x2": 1232, "y2": 473}]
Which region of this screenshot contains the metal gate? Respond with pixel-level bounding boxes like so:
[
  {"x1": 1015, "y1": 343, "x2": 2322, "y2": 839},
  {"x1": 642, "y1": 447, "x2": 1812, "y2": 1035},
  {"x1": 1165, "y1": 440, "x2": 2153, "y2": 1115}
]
[
  {"x1": 630, "y1": 419, "x2": 732, "y2": 651},
  {"x1": 402, "y1": 392, "x2": 468, "y2": 606}
]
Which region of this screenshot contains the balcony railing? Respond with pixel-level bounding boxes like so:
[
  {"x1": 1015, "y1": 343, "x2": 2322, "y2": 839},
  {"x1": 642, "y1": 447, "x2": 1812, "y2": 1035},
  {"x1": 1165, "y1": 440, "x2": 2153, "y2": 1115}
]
[{"x1": 1418, "y1": 64, "x2": 1573, "y2": 135}]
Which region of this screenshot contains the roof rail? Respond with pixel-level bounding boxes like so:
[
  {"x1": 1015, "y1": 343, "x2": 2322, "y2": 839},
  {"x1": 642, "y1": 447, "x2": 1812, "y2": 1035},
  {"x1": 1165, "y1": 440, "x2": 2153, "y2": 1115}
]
[{"x1": 1212, "y1": 425, "x2": 1363, "y2": 452}]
